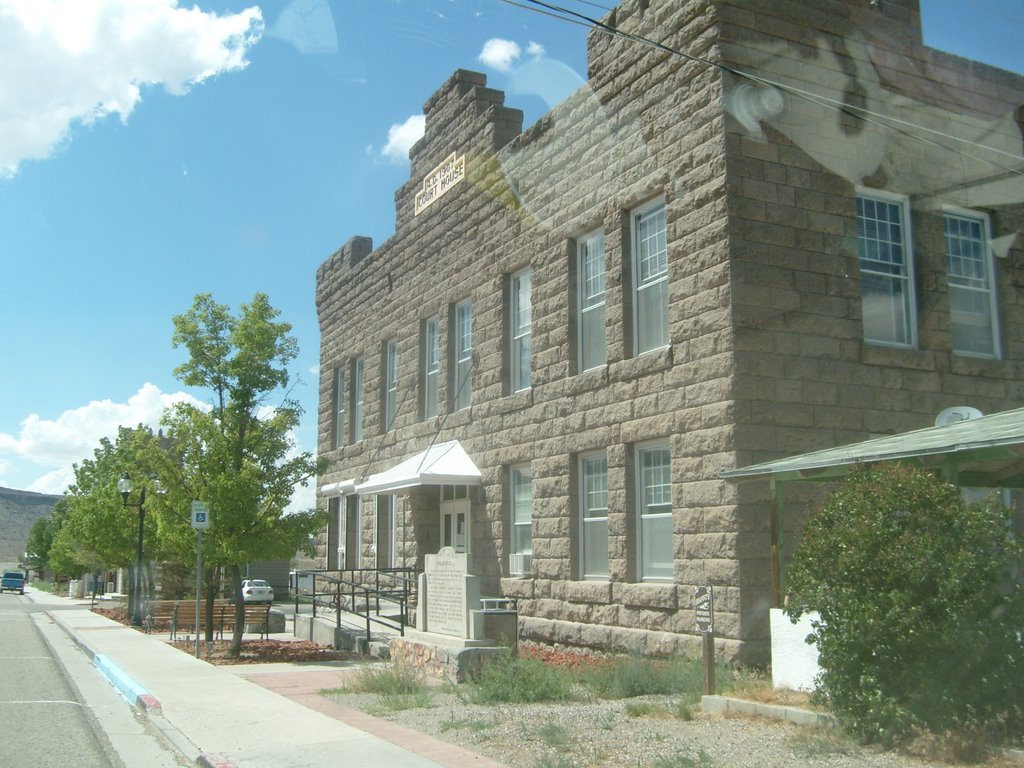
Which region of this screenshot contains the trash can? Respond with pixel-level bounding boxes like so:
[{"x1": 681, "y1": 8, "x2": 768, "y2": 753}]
[{"x1": 479, "y1": 597, "x2": 519, "y2": 653}]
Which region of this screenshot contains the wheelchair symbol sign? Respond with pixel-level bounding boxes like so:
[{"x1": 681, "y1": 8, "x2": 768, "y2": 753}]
[{"x1": 191, "y1": 501, "x2": 210, "y2": 530}]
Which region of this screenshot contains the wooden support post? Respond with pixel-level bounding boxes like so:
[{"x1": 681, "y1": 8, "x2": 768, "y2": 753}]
[{"x1": 702, "y1": 631, "x2": 715, "y2": 695}]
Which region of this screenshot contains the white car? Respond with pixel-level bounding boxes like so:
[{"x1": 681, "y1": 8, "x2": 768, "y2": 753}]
[{"x1": 241, "y1": 579, "x2": 274, "y2": 604}]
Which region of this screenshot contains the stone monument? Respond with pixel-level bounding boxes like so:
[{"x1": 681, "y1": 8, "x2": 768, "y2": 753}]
[{"x1": 390, "y1": 547, "x2": 514, "y2": 681}]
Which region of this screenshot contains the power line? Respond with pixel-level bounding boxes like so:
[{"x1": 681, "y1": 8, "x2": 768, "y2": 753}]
[{"x1": 501, "y1": 0, "x2": 1024, "y2": 181}]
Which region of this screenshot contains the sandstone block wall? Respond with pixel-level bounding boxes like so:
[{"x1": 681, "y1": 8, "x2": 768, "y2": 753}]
[{"x1": 315, "y1": 0, "x2": 1023, "y2": 663}]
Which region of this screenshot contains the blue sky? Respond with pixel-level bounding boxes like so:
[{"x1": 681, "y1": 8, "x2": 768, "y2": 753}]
[{"x1": 0, "y1": 0, "x2": 1021, "y2": 510}]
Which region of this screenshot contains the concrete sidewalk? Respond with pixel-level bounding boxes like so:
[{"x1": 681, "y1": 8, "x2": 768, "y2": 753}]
[{"x1": 28, "y1": 588, "x2": 506, "y2": 768}]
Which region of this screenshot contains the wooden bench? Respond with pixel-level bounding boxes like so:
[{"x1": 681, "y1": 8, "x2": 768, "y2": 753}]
[
  {"x1": 219, "y1": 602, "x2": 272, "y2": 640},
  {"x1": 143, "y1": 599, "x2": 233, "y2": 639},
  {"x1": 143, "y1": 599, "x2": 274, "y2": 640},
  {"x1": 142, "y1": 599, "x2": 182, "y2": 636}
]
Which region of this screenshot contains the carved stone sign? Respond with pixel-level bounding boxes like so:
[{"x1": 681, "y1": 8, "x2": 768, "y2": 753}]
[
  {"x1": 414, "y1": 152, "x2": 465, "y2": 215},
  {"x1": 423, "y1": 547, "x2": 472, "y2": 637}
]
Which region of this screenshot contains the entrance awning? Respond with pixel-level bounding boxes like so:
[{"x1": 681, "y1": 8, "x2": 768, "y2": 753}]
[
  {"x1": 319, "y1": 479, "x2": 356, "y2": 497},
  {"x1": 356, "y1": 440, "x2": 482, "y2": 495}
]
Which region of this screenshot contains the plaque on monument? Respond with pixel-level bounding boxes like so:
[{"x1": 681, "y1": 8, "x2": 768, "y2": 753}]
[{"x1": 423, "y1": 547, "x2": 471, "y2": 636}]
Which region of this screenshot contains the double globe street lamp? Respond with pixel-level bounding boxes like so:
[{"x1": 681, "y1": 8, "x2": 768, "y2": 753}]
[{"x1": 118, "y1": 473, "x2": 165, "y2": 626}]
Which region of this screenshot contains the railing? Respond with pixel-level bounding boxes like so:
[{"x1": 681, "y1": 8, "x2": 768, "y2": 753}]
[{"x1": 292, "y1": 567, "x2": 418, "y2": 645}]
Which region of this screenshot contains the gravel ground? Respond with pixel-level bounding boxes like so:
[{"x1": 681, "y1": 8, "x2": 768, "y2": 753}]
[{"x1": 321, "y1": 688, "x2": 1019, "y2": 768}]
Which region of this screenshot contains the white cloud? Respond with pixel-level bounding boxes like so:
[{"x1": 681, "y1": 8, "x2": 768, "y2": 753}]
[
  {"x1": 0, "y1": 0, "x2": 263, "y2": 178},
  {"x1": 380, "y1": 114, "x2": 426, "y2": 163},
  {"x1": 0, "y1": 383, "x2": 204, "y2": 494},
  {"x1": 526, "y1": 41, "x2": 545, "y2": 58},
  {"x1": 478, "y1": 38, "x2": 521, "y2": 72}
]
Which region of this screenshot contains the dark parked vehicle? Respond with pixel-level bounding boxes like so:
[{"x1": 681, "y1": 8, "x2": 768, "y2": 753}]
[{"x1": 1, "y1": 571, "x2": 26, "y2": 595}]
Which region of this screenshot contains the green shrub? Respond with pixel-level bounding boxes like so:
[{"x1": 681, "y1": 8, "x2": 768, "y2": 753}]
[
  {"x1": 468, "y1": 654, "x2": 575, "y2": 703},
  {"x1": 345, "y1": 661, "x2": 428, "y2": 696},
  {"x1": 786, "y1": 463, "x2": 1024, "y2": 748}
]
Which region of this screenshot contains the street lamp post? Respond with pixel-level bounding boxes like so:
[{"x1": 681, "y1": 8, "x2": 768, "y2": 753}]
[{"x1": 119, "y1": 473, "x2": 164, "y2": 627}]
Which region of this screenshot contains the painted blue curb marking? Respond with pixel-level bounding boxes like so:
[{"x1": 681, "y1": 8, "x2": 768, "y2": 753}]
[{"x1": 93, "y1": 653, "x2": 148, "y2": 707}]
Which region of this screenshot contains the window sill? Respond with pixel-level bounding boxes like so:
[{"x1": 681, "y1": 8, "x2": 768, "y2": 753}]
[
  {"x1": 610, "y1": 345, "x2": 674, "y2": 382},
  {"x1": 614, "y1": 581, "x2": 678, "y2": 609},
  {"x1": 555, "y1": 580, "x2": 612, "y2": 604},
  {"x1": 861, "y1": 343, "x2": 935, "y2": 370}
]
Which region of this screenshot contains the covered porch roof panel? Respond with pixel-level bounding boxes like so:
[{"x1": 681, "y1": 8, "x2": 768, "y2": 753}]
[
  {"x1": 356, "y1": 440, "x2": 482, "y2": 495},
  {"x1": 721, "y1": 407, "x2": 1024, "y2": 487}
]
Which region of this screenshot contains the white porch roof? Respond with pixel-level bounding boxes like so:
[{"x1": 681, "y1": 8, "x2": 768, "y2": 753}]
[
  {"x1": 318, "y1": 478, "x2": 356, "y2": 497},
  {"x1": 355, "y1": 440, "x2": 482, "y2": 495}
]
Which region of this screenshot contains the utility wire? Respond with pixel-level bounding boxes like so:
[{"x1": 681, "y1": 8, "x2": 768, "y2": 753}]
[{"x1": 502, "y1": 0, "x2": 1024, "y2": 181}]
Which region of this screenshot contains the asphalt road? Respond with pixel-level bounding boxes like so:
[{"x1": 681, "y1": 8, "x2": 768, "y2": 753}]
[{"x1": 0, "y1": 594, "x2": 186, "y2": 768}]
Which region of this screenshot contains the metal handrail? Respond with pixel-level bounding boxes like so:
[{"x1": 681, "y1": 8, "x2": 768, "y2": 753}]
[{"x1": 292, "y1": 567, "x2": 418, "y2": 645}]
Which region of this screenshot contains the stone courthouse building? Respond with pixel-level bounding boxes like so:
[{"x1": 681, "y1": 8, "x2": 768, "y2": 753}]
[{"x1": 315, "y1": 0, "x2": 1024, "y2": 662}]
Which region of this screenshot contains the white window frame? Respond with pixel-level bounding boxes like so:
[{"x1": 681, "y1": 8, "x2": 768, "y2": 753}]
[
  {"x1": 632, "y1": 200, "x2": 670, "y2": 355},
  {"x1": 383, "y1": 340, "x2": 398, "y2": 432},
  {"x1": 856, "y1": 190, "x2": 917, "y2": 348},
  {"x1": 943, "y1": 206, "x2": 1000, "y2": 359},
  {"x1": 332, "y1": 366, "x2": 345, "y2": 449},
  {"x1": 636, "y1": 441, "x2": 673, "y2": 581},
  {"x1": 579, "y1": 452, "x2": 609, "y2": 579},
  {"x1": 350, "y1": 358, "x2": 364, "y2": 443},
  {"x1": 423, "y1": 317, "x2": 441, "y2": 418},
  {"x1": 510, "y1": 464, "x2": 532, "y2": 557},
  {"x1": 577, "y1": 231, "x2": 607, "y2": 372},
  {"x1": 453, "y1": 300, "x2": 472, "y2": 411},
  {"x1": 510, "y1": 268, "x2": 532, "y2": 392}
]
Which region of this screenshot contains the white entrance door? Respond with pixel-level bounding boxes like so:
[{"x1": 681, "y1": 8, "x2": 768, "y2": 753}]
[{"x1": 440, "y1": 485, "x2": 470, "y2": 552}]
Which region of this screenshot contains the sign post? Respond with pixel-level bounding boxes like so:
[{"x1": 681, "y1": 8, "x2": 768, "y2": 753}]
[
  {"x1": 694, "y1": 585, "x2": 715, "y2": 695},
  {"x1": 190, "y1": 501, "x2": 210, "y2": 658}
]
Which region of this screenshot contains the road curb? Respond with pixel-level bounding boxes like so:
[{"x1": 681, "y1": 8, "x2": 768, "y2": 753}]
[{"x1": 42, "y1": 606, "x2": 226, "y2": 767}]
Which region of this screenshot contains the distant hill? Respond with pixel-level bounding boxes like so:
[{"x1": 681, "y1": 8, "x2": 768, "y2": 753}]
[{"x1": 0, "y1": 487, "x2": 61, "y2": 567}]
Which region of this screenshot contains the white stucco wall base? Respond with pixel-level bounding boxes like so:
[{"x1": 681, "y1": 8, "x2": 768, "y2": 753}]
[{"x1": 770, "y1": 608, "x2": 820, "y2": 691}]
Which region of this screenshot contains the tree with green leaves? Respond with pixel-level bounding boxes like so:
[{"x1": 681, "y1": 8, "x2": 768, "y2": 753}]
[
  {"x1": 785, "y1": 463, "x2": 1024, "y2": 754},
  {"x1": 25, "y1": 510, "x2": 56, "y2": 576},
  {"x1": 155, "y1": 292, "x2": 324, "y2": 657},
  {"x1": 53, "y1": 425, "x2": 165, "y2": 610}
]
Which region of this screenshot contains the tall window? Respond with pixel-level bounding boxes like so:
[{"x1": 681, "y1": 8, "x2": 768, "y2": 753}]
[
  {"x1": 423, "y1": 317, "x2": 440, "y2": 418},
  {"x1": 453, "y1": 300, "x2": 472, "y2": 410},
  {"x1": 632, "y1": 201, "x2": 669, "y2": 354},
  {"x1": 350, "y1": 357, "x2": 364, "y2": 442},
  {"x1": 580, "y1": 453, "x2": 609, "y2": 579},
  {"x1": 383, "y1": 340, "x2": 398, "y2": 432},
  {"x1": 510, "y1": 269, "x2": 532, "y2": 392},
  {"x1": 332, "y1": 366, "x2": 345, "y2": 449},
  {"x1": 636, "y1": 442, "x2": 672, "y2": 581},
  {"x1": 857, "y1": 192, "x2": 916, "y2": 347},
  {"x1": 578, "y1": 231, "x2": 606, "y2": 371},
  {"x1": 945, "y1": 210, "x2": 999, "y2": 358},
  {"x1": 510, "y1": 464, "x2": 532, "y2": 557},
  {"x1": 375, "y1": 495, "x2": 394, "y2": 569}
]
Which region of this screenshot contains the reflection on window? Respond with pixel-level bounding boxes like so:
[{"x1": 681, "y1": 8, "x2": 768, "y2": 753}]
[
  {"x1": 578, "y1": 232, "x2": 606, "y2": 371},
  {"x1": 510, "y1": 268, "x2": 532, "y2": 392},
  {"x1": 633, "y1": 201, "x2": 669, "y2": 354},
  {"x1": 383, "y1": 340, "x2": 398, "y2": 432},
  {"x1": 424, "y1": 317, "x2": 440, "y2": 418},
  {"x1": 350, "y1": 357, "x2": 363, "y2": 442},
  {"x1": 857, "y1": 192, "x2": 916, "y2": 347},
  {"x1": 332, "y1": 366, "x2": 345, "y2": 449},
  {"x1": 510, "y1": 464, "x2": 532, "y2": 557},
  {"x1": 637, "y1": 442, "x2": 672, "y2": 581},
  {"x1": 945, "y1": 210, "x2": 999, "y2": 358},
  {"x1": 453, "y1": 300, "x2": 472, "y2": 410},
  {"x1": 580, "y1": 453, "x2": 608, "y2": 579}
]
